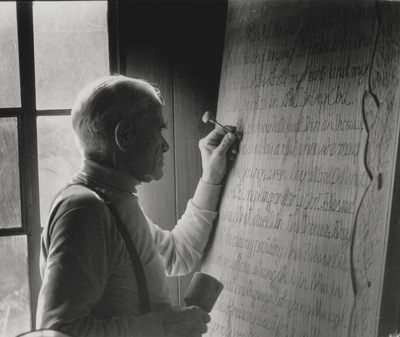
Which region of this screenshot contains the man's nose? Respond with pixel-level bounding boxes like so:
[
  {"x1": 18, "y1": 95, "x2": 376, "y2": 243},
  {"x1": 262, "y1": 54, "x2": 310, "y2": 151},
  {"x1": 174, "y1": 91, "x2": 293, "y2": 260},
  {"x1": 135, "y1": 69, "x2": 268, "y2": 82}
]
[{"x1": 162, "y1": 136, "x2": 169, "y2": 152}]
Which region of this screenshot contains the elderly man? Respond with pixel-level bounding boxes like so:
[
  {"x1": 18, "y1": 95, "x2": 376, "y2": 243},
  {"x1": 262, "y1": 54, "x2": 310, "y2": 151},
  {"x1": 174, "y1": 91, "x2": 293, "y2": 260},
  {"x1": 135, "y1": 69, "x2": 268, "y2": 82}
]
[{"x1": 36, "y1": 76, "x2": 237, "y2": 337}]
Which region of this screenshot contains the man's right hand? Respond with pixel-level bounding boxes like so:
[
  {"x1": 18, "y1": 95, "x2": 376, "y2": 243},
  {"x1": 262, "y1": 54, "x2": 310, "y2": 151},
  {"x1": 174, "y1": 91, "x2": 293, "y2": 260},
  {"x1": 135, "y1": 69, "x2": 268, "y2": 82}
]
[
  {"x1": 199, "y1": 126, "x2": 238, "y2": 185},
  {"x1": 159, "y1": 305, "x2": 211, "y2": 336}
]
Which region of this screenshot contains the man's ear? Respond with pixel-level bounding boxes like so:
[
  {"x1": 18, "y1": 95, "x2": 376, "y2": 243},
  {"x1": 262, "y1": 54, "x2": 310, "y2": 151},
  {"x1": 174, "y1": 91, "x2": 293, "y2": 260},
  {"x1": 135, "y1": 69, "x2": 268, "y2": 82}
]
[{"x1": 115, "y1": 119, "x2": 135, "y2": 152}]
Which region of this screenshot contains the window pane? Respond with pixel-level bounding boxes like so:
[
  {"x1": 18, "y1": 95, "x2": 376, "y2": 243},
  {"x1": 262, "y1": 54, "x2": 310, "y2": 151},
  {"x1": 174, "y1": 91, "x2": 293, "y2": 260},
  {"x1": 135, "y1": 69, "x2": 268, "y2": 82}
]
[
  {"x1": 0, "y1": 118, "x2": 21, "y2": 228},
  {"x1": 0, "y1": 2, "x2": 21, "y2": 108},
  {"x1": 37, "y1": 116, "x2": 81, "y2": 226},
  {"x1": 0, "y1": 236, "x2": 29, "y2": 337},
  {"x1": 33, "y1": 1, "x2": 109, "y2": 110}
]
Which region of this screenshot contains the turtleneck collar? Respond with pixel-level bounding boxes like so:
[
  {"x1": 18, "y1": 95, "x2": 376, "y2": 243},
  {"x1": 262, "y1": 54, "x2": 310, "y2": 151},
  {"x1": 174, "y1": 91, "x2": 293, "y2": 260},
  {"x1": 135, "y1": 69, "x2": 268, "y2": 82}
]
[{"x1": 74, "y1": 158, "x2": 141, "y2": 194}]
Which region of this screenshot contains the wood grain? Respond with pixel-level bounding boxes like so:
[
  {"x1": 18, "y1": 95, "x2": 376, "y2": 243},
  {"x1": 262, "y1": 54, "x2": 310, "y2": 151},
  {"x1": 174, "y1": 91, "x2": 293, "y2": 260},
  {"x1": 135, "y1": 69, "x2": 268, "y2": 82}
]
[{"x1": 201, "y1": 1, "x2": 400, "y2": 336}]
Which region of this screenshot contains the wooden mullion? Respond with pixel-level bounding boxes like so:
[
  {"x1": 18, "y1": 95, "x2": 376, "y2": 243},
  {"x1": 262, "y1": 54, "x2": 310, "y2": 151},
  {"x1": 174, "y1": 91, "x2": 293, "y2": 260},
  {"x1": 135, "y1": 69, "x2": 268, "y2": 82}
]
[
  {"x1": 0, "y1": 107, "x2": 23, "y2": 118},
  {"x1": 116, "y1": 0, "x2": 126, "y2": 75},
  {"x1": 36, "y1": 109, "x2": 71, "y2": 117},
  {"x1": 16, "y1": 1, "x2": 42, "y2": 329},
  {"x1": 107, "y1": 1, "x2": 120, "y2": 75},
  {"x1": 17, "y1": 2, "x2": 36, "y2": 111},
  {"x1": 0, "y1": 227, "x2": 29, "y2": 237}
]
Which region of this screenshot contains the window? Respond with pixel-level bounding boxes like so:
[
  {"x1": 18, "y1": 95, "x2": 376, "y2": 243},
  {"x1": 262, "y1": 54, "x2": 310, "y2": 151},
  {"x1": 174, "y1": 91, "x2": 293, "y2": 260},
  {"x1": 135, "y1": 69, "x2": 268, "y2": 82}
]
[
  {"x1": 0, "y1": 2, "x2": 20, "y2": 108},
  {"x1": 0, "y1": 2, "x2": 112, "y2": 335}
]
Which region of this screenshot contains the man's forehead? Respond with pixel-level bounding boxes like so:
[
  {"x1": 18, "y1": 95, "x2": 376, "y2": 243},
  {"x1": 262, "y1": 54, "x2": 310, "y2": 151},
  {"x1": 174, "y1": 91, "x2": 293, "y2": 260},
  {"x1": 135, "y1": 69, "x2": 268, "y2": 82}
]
[{"x1": 140, "y1": 101, "x2": 164, "y2": 126}]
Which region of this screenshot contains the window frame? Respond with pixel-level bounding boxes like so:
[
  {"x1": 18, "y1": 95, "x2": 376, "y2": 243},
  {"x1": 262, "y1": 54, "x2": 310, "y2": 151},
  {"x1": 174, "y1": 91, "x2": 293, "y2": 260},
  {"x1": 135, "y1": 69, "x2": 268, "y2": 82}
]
[{"x1": 0, "y1": 1, "x2": 119, "y2": 329}]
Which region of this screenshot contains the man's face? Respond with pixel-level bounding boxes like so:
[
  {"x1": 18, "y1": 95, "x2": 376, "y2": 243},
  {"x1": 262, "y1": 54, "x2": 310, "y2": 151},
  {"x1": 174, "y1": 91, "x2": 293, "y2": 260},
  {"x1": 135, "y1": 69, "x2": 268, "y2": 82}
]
[{"x1": 127, "y1": 99, "x2": 169, "y2": 183}]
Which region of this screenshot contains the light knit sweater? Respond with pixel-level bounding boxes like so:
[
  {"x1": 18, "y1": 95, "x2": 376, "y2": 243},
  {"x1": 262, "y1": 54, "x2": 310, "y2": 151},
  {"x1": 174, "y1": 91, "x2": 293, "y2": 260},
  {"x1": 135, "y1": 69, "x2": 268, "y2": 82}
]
[{"x1": 36, "y1": 159, "x2": 221, "y2": 337}]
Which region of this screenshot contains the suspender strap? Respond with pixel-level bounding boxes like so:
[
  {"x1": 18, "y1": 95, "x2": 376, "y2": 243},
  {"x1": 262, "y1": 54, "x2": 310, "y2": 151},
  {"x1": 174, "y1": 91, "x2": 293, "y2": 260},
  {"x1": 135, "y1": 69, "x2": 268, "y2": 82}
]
[{"x1": 62, "y1": 183, "x2": 152, "y2": 314}]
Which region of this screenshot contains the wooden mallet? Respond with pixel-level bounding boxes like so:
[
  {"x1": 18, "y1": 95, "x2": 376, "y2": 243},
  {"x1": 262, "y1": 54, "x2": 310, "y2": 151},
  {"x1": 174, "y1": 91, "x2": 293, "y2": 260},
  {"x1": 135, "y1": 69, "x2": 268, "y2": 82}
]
[{"x1": 202, "y1": 111, "x2": 242, "y2": 140}]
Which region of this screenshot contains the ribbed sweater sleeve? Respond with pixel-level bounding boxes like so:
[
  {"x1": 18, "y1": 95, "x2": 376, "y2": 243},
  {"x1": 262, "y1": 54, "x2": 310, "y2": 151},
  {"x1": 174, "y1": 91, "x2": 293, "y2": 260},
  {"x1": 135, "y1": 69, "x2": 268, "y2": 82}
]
[{"x1": 149, "y1": 179, "x2": 222, "y2": 276}]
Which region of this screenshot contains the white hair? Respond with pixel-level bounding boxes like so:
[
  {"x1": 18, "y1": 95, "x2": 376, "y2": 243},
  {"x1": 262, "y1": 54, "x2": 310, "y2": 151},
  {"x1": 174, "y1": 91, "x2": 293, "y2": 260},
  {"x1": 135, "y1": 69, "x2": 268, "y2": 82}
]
[{"x1": 71, "y1": 75, "x2": 163, "y2": 164}]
